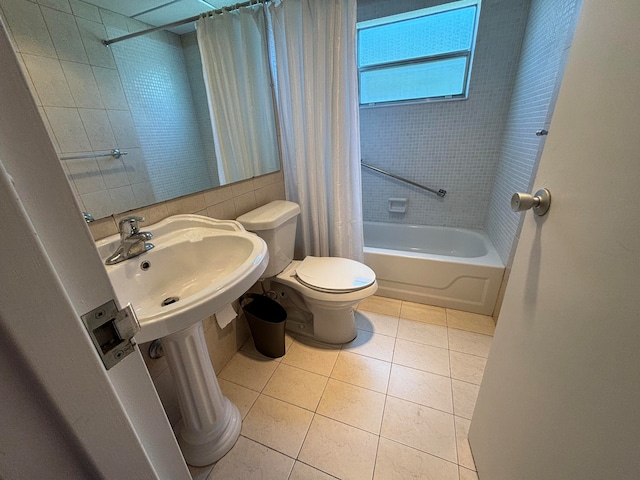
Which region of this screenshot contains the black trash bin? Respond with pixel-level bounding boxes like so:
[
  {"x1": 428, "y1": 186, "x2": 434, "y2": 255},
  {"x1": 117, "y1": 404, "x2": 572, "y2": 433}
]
[{"x1": 240, "y1": 294, "x2": 287, "y2": 358}]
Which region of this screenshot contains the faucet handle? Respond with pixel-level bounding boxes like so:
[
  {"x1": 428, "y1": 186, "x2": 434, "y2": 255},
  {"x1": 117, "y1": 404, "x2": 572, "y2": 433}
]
[{"x1": 118, "y1": 215, "x2": 145, "y2": 236}]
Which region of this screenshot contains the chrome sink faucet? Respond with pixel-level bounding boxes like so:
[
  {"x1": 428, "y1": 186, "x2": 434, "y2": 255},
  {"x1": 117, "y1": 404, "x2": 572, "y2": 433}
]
[{"x1": 105, "y1": 216, "x2": 154, "y2": 265}]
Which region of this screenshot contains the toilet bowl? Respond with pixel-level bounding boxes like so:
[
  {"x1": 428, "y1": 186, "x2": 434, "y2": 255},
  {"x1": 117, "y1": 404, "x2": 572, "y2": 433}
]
[{"x1": 237, "y1": 201, "x2": 377, "y2": 344}]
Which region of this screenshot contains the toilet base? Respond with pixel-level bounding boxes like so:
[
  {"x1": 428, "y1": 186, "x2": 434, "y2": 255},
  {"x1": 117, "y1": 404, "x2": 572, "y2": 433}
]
[{"x1": 270, "y1": 282, "x2": 359, "y2": 344}]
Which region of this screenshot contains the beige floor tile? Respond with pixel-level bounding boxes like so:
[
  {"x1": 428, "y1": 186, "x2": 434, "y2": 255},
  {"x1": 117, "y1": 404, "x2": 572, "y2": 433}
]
[
  {"x1": 455, "y1": 416, "x2": 476, "y2": 471},
  {"x1": 357, "y1": 295, "x2": 402, "y2": 317},
  {"x1": 317, "y1": 379, "x2": 386, "y2": 434},
  {"x1": 299, "y1": 415, "x2": 378, "y2": 480},
  {"x1": 281, "y1": 337, "x2": 340, "y2": 376},
  {"x1": 459, "y1": 466, "x2": 479, "y2": 480},
  {"x1": 240, "y1": 333, "x2": 296, "y2": 361},
  {"x1": 400, "y1": 301, "x2": 447, "y2": 326},
  {"x1": 450, "y1": 351, "x2": 487, "y2": 385},
  {"x1": 446, "y1": 309, "x2": 496, "y2": 336},
  {"x1": 241, "y1": 395, "x2": 313, "y2": 458},
  {"x1": 381, "y1": 396, "x2": 457, "y2": 463},
  {"x1": 218, "y1": 351, "x2": 278, "y2": 391},
  {"x1": 388, "y1": 364, "x2": 453, "y2": 413},
  {"x1": 397, "y1": 319, "x2": 448, "y2": 349},
  {"x1": 393, "y1": 338, "x2": 450, "y2": 377},
  {"x1": 452, "y1": 379, "x2": 480, "y2": 420},
  {"x1": 218, "y1": 378, "x2": 259, "y2": 419},
  {"x1": 373, "y1": 437, "x2": 458, "y2": 480},
  {"x1": 262, "y1": 363, "x2": 328, "y2": 411},
  {"x1": 289, "y1": 461, "x2": 337, "y2": 480},
  {"x1": 331, "y1": 351, "x2": 391, "y2": 393},
  {"x1": 355, "y1": 309, "x2": 399, "y2": 337},
  {"x1": 342, "y1": 329, "x2": 395, "y2": 362},
  {"x1": 208, "y1": 436, "x2": 294, "y2": 480},
  {"x1": 188, "y1": 463, "x2": 213, "y2": 480},
  {"x1": 447, "y1": 329, "x2": 492, "y2": 358}
]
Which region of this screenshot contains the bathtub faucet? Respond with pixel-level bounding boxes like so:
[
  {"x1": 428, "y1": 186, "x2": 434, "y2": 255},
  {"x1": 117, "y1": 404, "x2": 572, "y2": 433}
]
[{"x1": 105, "y1": 216, "x2": 154, "y2": 265}]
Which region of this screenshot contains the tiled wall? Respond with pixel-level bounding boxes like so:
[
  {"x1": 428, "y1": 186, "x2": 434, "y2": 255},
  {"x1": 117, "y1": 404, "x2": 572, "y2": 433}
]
[
  {"x1": 486, "y1": 0, "x2": 580, "y2": 265},
  {"x1": 358, "y1": 0, "x2": 530, "y2": 229},
  {"x1": 106, "y1": 17, "x2": 215, "y2": 204},
  {"x1": 0, "y1": 0, "x2": 149, "y2": 218},
  {"x1": 0, "y1": 0, "x2": 219, "y2": 219}
]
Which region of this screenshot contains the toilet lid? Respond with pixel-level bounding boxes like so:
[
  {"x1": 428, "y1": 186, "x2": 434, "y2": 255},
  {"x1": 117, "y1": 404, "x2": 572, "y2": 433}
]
[{"x1": 295, "y1": 256, "x2": 376, "y2": 293}]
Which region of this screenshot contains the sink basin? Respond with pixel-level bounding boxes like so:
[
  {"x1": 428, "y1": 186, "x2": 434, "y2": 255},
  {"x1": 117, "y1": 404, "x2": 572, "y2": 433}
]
[
  {"x1": 95, "y1": 214, "x2": 269, "y2": 466},
  {"x1": 96, "y1": 214, "x2": 269, "y2": 343}
]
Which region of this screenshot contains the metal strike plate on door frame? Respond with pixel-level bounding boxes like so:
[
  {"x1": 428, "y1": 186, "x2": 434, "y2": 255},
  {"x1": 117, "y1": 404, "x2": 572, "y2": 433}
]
[{"x1": 82, "y1": 300, "x2": 140, "y2": 370}]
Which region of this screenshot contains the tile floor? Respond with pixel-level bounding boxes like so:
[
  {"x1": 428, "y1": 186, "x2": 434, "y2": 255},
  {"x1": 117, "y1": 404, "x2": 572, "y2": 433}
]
[{"x1": 190, "y1": 296, "x2": 495, "y2": 480}]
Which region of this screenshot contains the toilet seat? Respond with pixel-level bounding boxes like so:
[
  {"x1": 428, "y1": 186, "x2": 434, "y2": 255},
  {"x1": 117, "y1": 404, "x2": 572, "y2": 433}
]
[{"x1": 294, "y1": 256, "x2": 376, "y2": 293}]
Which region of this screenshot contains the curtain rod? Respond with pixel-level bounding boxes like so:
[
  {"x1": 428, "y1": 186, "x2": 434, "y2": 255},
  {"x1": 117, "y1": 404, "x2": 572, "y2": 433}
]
[{"x1": 102, "y1": 0, "x2": 268, "y2": 46}]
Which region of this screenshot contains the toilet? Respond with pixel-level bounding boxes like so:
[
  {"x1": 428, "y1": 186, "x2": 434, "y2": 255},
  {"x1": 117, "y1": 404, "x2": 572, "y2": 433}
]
[{"x1": 237, "y1": 200, "x2": 377, "y2": 344}]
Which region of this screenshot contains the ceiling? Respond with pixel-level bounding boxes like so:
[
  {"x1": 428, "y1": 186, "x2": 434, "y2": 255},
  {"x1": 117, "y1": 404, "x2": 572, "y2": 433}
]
[{"x1": 84, "y1": 0, "x2": 231, "y2": 35}]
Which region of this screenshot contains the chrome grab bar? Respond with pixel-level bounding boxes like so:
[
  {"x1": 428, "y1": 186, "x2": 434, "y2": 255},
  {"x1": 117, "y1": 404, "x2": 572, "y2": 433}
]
[
  {"x1": 59, "y1": 149, "x2": 128, "y2": 161},
  {"x1": 361, "y1": 161, "x2": 446, "y2": 197}
]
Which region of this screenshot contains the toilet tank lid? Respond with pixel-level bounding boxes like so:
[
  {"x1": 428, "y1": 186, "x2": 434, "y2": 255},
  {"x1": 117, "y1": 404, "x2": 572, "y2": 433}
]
[{"x1": 236, "y1": 200, "x2": 301, "y2": 230}]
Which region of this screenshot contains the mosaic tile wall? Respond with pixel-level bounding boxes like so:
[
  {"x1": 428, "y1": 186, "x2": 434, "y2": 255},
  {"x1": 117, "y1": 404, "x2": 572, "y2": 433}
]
[
  {"x1": 106, "y1": 14, "x2": 215, "y2": 204},
  {"x1": 486, "y1": 0, "x2": 580, "y2": 264},
  {"x1": 358, "y1": 0, "x2": 530, "y2": 229}
]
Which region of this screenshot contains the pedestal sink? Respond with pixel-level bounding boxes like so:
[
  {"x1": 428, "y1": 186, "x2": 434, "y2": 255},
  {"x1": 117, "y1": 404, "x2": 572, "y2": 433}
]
[{"x1": 95, "y1": 214, "x2": 268, "y2": 466}]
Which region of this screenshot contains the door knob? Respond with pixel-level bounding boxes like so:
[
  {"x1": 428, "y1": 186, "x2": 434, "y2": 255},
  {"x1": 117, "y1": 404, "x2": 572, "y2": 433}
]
[{"x1": 511, "y1": 188, "x2": 551, "y2": 216}]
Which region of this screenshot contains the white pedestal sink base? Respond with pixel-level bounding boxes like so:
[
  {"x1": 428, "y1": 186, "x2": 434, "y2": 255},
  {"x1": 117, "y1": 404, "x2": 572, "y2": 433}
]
[{"x1": 161, "y1": 321, "x2": 241, "y2": 467}]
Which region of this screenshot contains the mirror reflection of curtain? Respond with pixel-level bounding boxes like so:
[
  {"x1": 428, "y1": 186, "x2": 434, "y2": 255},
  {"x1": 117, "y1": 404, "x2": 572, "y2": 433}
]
[
  {"x1": 196, "y1": 6, "x2": 279, "y2": 185},
  {"x1": 269, "y1": 0, "x2": 363, "y2": 260}
]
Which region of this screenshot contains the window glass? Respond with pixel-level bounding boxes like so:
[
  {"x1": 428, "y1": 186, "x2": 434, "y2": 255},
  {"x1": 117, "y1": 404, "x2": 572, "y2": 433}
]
[{"x1": 357, "y1": 1, "x2": 480, "y2": 105}]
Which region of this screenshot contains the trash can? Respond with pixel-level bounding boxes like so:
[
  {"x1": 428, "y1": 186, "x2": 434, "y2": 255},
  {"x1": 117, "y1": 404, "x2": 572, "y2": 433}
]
[{"x1": 240, "y1": 293, "x2": 287, "y2": 358}]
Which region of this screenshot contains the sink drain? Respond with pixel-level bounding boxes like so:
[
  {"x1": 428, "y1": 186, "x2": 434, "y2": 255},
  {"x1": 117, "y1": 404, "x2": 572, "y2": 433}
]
[{"x1": 161, "y1": 296, "x2": 180, "y2": 307}]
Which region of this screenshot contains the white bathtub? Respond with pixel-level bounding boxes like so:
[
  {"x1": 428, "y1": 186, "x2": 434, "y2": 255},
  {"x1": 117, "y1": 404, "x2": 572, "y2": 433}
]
[{"x1": 363, "y1": 222, "x2": 505, "y2": 315}]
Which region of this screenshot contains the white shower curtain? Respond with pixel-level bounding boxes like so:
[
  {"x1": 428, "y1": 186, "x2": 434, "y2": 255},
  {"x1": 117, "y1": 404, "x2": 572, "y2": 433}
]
[
  {"x1": 196, "y1": 6, "x2": 279, "y2": 185},
  {"x1": 268, "y1": 0, "x2": 364, "y2": 261}
]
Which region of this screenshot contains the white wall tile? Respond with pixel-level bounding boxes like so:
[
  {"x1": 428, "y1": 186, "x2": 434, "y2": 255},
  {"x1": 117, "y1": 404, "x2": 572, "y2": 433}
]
[
  {"x1": 65, "y1": 157, "x2": 106, "y2": 194},
  {"x1": 76, "y1": 17, "x2": 116, "y2": 68},
  {"x1": 80, "y1": 189, "x2": 112, "y2": 218},
  {"x1": 107, "y1": 109, "x2": 139, "y2": 147},
  {"x1": 22, "y1": 54, "x2": 74, "y2": 107},
  {"x1": 486, "y1": 0, "x2": 579, "y2": 264},
  {"x1": 61, "y1": 60, "x2": 103, "y2": 108},
  {"x1": 108, "y1": 185, "x2": 136, "y2": 213},
  {"x1": 69, "y1": 0, "x2": 99, "y2": 22},
  {"x1": 97, "y1": 156, "x2": 128, "y2": 189},
  {"x1": 36, "y1": 0, "x2": 71, "y2": 13},
  {"x1": 131, "y1": 181, "x2": 156, "y2": 206},
  {"x1": 41, "y1": 6, "x2": 88, "y2": 63},
  {"x1": 44, "y1": 106, "x2": 91, "y2": 152},
  {"x1": 92, "y1": 66, "x2": 128, "y2": 109},
  {"x1": 0, "y1": 0, "x2": 57, "y2": 57},
  {"x1": 123, "y1": 147, "x2": 151, "y2": 184},
  {"x1": 359, "y1": 0, "x2": 530, "y2": 230},
  {"x1": 78, "y1": 108, "x2": 116, "y2": 150}
]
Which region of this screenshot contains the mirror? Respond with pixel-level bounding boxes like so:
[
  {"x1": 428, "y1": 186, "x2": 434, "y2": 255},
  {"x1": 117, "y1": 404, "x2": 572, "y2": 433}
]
[{"x1": 0, "y1": 0, "x2": 280, "y2": 220}]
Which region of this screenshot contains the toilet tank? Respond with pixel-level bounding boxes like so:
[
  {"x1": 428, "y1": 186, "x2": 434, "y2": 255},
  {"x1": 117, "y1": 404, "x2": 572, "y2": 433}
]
[{"x1": 236, "y1": 200, "x2": 301, "y2": 278}]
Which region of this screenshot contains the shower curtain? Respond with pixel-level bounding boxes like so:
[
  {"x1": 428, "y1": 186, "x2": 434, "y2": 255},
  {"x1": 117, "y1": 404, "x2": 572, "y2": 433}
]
[
  {"x1": 198, "y1": 0, "x2": 364, "y2": 261},
  {"x1": 268, "y1": 0, "x2": 364, "y2": 261},
  {"x1": 196, "y1": 6, "x2": 279, "y2": 185}
]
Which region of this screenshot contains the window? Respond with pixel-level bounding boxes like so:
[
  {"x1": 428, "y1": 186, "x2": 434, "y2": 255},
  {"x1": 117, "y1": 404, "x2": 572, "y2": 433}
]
[{"x1": 357, "y1": 0, "x2": 481, "y2": 106}]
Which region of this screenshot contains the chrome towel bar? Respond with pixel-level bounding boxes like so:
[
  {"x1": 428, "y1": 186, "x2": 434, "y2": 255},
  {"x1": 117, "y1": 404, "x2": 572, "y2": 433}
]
[
  {"x1": 60, "y1": 149, "x2": 127, "y2": 161},
  {"x1": 361, "y1": 161, "x2": 446, "y2": 197}
]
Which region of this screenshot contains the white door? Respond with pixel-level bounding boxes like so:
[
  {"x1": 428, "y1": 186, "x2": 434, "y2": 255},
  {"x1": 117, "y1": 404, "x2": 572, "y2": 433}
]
[
  {"x1": 0, "y1": 19, "x2": 190, "y2": 479},
  {"x1": 468, "y1": 1, "x2": 640, "y2": 479}
]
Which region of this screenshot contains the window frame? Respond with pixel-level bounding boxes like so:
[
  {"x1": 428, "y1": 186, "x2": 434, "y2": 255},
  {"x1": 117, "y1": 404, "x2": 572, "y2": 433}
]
[{"x1": 357, "y1": 0, "x2": 482, "y2": 108}]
